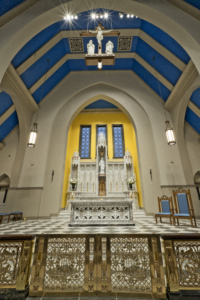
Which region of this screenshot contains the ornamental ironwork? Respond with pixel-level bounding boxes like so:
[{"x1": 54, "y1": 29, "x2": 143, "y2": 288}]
[
  {"x1": 44, "y1": 237, "x2": 86, "y2": 291},
  {"x1": 69, "y1": 38, "x2": 84, "y2": 52},
  {"x1": 110, "y1": 237, "x2": 152, "y2": 292},
  {"x1": 118, "y1": 37, "x2": 132, "y2": 51},
  {"x1": 173, "y1": 241, "x2": 200, "y2": 287},
  {"x1": 0, "y1": 242, "x2": 22, "y2": 285}
]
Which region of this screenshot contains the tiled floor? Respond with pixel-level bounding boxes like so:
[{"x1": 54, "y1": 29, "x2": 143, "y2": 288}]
[{"x1": 0, "y1": 218, "x2": 199, "y2": 235}]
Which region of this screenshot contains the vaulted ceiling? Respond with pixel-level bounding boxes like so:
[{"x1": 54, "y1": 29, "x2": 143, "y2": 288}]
[{"x1": 0, "y1": 4, "x2": 200, "y2": 143}]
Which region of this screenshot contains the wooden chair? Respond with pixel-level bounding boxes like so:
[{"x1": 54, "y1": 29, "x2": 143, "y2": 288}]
[
  {"x1": 0, "y1": 213, "x2": 10, "y2": 224},
  {"x1": 10, "y1": 212, "x2": 23, "y2": 221},
  {"x1": 172, "y1": 188, "x2": 197, "y2": 227},
  {"x1": 155, "y1": 195, "x2": 174, "y2": 225}
]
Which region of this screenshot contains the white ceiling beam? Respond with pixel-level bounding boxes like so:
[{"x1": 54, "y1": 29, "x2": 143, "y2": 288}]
[
  {"x1": 16, "y1": 28, "x2": 186, "y2": 76},
  {"x1": 0, "y1": 105, "x2": 15, "y2": 125},
  {"x1": 164, "y1": 60, "x2": 199, "y2": 111},
  {"x1": 167, "y1": 0, "x2": 200, "y2": 21},
  {"x1": 29, "y1": 52, "x2": 173, "y2": 95},
  {"x1": 188, "y1": 100, "x2": 200, "y2": 118},
  {"x1": 5, "y1": 64, "x2": 39, "y2": 113}
]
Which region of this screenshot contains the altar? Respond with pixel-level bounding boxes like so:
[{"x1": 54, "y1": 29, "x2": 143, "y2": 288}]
[{"x1": 66, "y1": 131, "x2": 138, "y2": 226}]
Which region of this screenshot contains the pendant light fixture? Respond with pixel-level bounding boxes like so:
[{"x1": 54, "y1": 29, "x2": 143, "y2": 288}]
[
  {"x1": 153, "y1": 57, "x2": 176, "y2": 146},
  {"x1": 28, "y1": 59, "x2": 50, "y2": 148}
]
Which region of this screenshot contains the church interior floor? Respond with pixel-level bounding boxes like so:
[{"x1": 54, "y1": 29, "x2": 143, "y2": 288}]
[{"x1": 0, "y1": 218, "x2": 199, "y2": 235}]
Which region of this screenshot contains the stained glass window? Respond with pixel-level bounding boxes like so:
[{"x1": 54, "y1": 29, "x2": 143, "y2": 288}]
[
  {"x1": 80, "y1": 126, "x2": 91, "y2": 158},
  {"x1": 113, "y1": 125, "x2": 124, "y2": 158},
  {"x1": 97, "y1": 125, "x2": 107, "y2": 144}
]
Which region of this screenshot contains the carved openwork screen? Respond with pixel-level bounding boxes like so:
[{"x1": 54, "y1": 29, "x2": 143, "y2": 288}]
[
  {"x1": 29, "y1": 234, "x2": 165, "y2": 298},
  {"x1": 173, "y1": 240, "x2": 200, "y2": 287}
]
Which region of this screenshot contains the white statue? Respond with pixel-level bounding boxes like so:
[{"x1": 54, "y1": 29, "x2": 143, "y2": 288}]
[
  {"x1": 106, "y1": 41, "x2": 114, "y2": 55},
  {"x1": 87, "y1": 40, "x2": 95, "y2": 55},
  {"x1": 89, "y1": 23, "x2": 111, "y2": 45},
  {"x1": 99, "y1": 157, "x2": 105, "y2": 174}
]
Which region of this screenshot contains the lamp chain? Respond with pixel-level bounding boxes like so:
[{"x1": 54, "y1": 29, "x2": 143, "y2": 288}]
[{"x1": 152, "y1": 57, "x2": 168, "y2": 121}]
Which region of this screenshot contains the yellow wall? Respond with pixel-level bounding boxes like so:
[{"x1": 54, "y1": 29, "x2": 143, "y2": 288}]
[{"x1": 62, "y1": 113, "x2": 143, "y2": 207}]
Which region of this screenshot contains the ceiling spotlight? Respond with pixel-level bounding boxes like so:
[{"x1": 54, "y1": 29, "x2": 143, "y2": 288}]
[
  {"x1": 131, "y1": 14, "x2": 134, "y2": 18},
  {"x1": 119, "y1": 13, "x2": 124, "y2": 18},
  {"x1": 135, "y1": 16, "x2": 138, "y2": 18},
  {"x1": 100, "y1": 14, "x2": 103, "y2": 18},
  {"x1": 64, "y1": 14, "x2": 71, "y2": 20},
  {"x1": 91, "y1": 13, "x2": 96, "y2": 19},
  {"x1": 96, "y1": 14, "x2": 99, "y2": 19},
  {"x1": 127, "y1": 14, "x2": 130, "y2": 18},
  {"x1": 104, "y1": 12, "x2": 108, "y2": 19},
  {"x1": 71, "y1": 15, "x2": 74, "y2": 19},
  {"x1": 75, "y1": 15, "x2": 78, "y2": 19}
]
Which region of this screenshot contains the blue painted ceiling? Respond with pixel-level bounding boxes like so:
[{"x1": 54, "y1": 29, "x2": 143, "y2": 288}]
[
  {"x1": 85, "y1": 100, "x2": 118, "y2": 110},
  {"x1": 183, "y1": 0, "x2": 200, "y2": 9},
  {"x1": 0, "y1": 0, "x2": 26, "y2": 16},
  {"x1": 0, "y1": 7, "x2": 199, "y2": 142}
]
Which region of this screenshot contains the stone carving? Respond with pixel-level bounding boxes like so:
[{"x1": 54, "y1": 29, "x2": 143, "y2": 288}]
[
  {"x1": 99, "y1": 157, "x2": 105, "y2": 174},
  {"x1": 87, "y1": 40, "x2": 95, "y2": 55},
  {"x1": 71, "y1": 202, "x2": 132, "y2": 223},
  {"x1": 118, "y1": 37, "x2": 132, "y2": 51},
  {"x1": 89, "y1": 23, "x2": 111, "y2": 45},
  {"x1": 72, "y1": 149, "x2": 79, "y2": 166},
  {"x1": 69, "y1": 38, "x2": 84, "y2": 52},
  {"x1": 106, "y1": 41, "x2": 114, "y2": 55},
  {"x1": 124, "y1": 148, "x2": 132, "y2": 165}
]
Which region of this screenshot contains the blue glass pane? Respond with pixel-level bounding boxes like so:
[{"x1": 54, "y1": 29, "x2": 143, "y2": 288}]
[
  {"x1": 80, "y1": 126, "x2": 90, "y2": 158},
  {"x1": 113, "y1": 126, "x2": 124, "y2": 158}
]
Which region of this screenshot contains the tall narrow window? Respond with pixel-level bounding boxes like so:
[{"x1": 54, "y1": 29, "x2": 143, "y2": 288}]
[
  {"x1": 96, "y1": 125, "x2": 107, "y2": 145},
  {"x1": 112, "y1": 125, "x2": 124, "y2": 158},
  {"x1": 79, "y1": 125, "x2": 91, "y2": 159}
]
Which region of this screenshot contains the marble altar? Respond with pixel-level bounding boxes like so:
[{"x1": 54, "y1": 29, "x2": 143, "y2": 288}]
[{"x1": 66, "y1": 133, "x2": 138, "y2": 226}]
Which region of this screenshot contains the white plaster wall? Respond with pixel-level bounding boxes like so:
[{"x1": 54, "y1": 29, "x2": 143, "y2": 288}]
[
  {"x1": 10, "y1": 70, "x2": 194, "y2": 218},
  {"x1": 185, "y1": 125, "x2": 200, "y2": 178},
  {"x1": 0, "y1": 129, "x2": 18, "y2": 179}
]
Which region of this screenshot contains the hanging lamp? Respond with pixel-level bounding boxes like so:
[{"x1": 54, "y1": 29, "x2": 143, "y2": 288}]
[
  {"x1": 153, "y1": 57, "x2": 176, "y2": 146},
  {"x1": 28, "y1": 59, "x2": 50, "y2": 148}
]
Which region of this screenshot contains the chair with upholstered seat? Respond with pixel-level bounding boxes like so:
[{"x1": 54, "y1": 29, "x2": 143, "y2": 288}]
[
  {"x1": 172, "y1": 188, "x2": 197, "y2": 227},
  {"x1": 10, "y1": 212, "x2": 23, "y2": 221},
  {"x1": 0, "y1": 213, "x2": 10, "y2": 224},
  {"x1": 155, "y1": 196, "x2": 174, "y2": 225}
]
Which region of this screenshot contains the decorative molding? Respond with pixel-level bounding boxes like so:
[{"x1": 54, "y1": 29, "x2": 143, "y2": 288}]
[
  {"x1": 69, "y1": 38, "x2": 84, "y2": 52},
  {"x1": 118, "y1": 37, "x2": 133, "y2": 51},
  {"x1": 161, "y1": 185, "x2": 195, "y2": 188},
  {"x1": 5, "y1": 64, "x2": 38, "y2": 113},
  {"x1": 0, "y1": 104, "x2": 15, "y2": 125},
  {"x1": 164, "y1": 60, "x2": 198, "y2": 111},
  {"x1": 188, "y1": 100, "x2": 200, "y2": 118},
  {"x1": 81, "y1": 108, "x2": 122, "y2": 114},
  {"x1": 167, "y1": 0, "x2": 200, "y2": 21},
  {"x1": 9, "y1": 187, "x2": 43, "y2": 190},
  {"x1": 0, "y1": 143, "x2": 5, "y2": 150},
  {"x1": 16, "y1": 29, "x2": 186, "y2": 76},
  {"x1": 0, "y1": 0, "x2": 40, "y2": 28}
]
